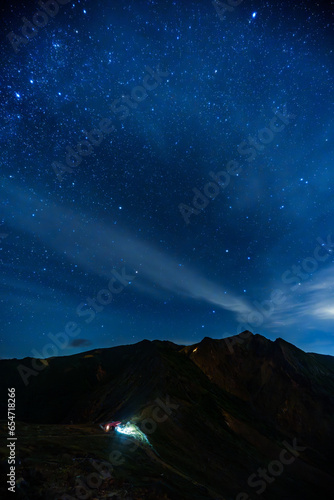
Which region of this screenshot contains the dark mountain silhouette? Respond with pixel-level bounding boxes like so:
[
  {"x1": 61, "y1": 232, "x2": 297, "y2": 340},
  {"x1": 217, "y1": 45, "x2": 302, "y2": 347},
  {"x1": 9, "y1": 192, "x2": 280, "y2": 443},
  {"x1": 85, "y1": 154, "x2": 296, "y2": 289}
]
[{"x1": 1, "y1": 332, "x2": 334, "y2": 499}]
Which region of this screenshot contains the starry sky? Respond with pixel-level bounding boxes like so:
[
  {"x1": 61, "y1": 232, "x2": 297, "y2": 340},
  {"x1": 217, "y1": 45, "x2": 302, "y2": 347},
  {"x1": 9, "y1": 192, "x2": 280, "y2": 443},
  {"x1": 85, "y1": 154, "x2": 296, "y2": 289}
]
[{"x1": 0, "y1": 0, "x2": 333, "y2": 359}]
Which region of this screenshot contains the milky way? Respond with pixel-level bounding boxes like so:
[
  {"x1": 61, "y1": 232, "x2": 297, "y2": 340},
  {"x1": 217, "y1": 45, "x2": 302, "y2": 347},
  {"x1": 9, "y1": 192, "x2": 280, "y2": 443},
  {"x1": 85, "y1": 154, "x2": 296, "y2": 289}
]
[{"x1": 0, "y1": 0, "x2": 333, "y2": 358}]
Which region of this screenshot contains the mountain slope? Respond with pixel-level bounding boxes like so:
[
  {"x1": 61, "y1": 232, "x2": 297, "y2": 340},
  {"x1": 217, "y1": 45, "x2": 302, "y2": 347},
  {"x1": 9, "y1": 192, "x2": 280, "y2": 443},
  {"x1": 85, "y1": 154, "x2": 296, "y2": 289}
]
[
  {"x1": 1, "y1": 333, "x2": 334, "y2": 499},
  {"x1": 182, "y1": 332, "x2": 334, "y2": 459}
]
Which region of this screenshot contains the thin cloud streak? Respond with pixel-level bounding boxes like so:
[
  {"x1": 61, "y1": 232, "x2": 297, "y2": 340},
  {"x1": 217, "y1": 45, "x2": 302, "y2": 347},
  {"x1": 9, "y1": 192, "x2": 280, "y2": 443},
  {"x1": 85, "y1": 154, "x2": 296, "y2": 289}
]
[
  {"x1": 2, "y1": 183, "x2": 254, "y2": 319},
  {"x1": 265, "y1": 266, "x2": 334, "y2": 329}
]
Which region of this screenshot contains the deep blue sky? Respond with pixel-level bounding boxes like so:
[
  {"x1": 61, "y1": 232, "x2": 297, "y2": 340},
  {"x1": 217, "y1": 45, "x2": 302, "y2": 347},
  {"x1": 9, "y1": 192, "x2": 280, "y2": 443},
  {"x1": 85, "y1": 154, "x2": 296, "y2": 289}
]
[{"x1": 0, "y1": 0, "x2": 333, "y2": 359}]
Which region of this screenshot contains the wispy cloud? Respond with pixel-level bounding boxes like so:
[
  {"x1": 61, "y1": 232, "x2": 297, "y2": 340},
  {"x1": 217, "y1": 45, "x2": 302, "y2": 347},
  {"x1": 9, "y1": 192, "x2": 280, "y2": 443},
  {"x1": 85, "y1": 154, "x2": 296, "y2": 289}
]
[
  {"x1": 265, "y1": 266, "x2": 334, "y2": 328},
  {"x1": 2, "y1": 183, "x2": 253, "y2": 320}
]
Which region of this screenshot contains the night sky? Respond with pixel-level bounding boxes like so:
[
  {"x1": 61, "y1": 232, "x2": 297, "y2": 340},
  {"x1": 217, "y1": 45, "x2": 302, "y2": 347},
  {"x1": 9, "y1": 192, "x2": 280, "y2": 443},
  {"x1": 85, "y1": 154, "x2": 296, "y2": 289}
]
[{"x1": 0, "y1": 0, "x2": 333, "y2": 359}]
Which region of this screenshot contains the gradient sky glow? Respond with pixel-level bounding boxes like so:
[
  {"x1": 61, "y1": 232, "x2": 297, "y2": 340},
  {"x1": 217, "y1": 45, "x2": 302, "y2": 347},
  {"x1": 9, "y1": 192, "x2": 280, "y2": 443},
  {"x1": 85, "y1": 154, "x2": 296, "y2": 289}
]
[{"x1": 0, "y1": 0, "x2": 333, "y2": 358}]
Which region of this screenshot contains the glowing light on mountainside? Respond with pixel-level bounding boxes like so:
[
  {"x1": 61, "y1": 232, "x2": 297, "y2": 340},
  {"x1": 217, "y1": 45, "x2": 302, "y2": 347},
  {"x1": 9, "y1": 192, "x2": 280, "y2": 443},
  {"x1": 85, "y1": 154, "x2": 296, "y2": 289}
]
[{"x1": 116, "y1": 422, "x2": 150, "y2": 445}]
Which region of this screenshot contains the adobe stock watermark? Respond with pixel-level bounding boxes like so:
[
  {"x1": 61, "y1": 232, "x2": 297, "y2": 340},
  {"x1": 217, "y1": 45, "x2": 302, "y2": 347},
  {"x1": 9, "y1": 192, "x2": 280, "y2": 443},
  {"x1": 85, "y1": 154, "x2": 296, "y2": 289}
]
[
  {"x1": 225, "y1": 233, "x2": 334, "y2": 353},
  {"x1": 58, "y1": 458, "x2": 116, "y2": 500},
  {"x1": 178, "y1": 104, "x2": 296, "y2": 224},
  {"x1": 109, "y1": 395, "x2": 180, "y2": 469},
  {"x1": 236, "y1": 438, "x2": 306, "y2": 499},
  {"x1": 17, "y1": 266, "x2": 137, "y2": 386},
  {"x1": 7, "y1": 0, "x2": 71, "y2": 54},
  {"x1": 212, "y1": 0, "x2": 244, "y2": 22},
  {"x1": 76, "y1": 267, "x2": 138, "y2": 323},
  {"x1": 58, "y1": 394, "x2": 179, "y2": 500},
  {"x1": 52, "y1": 65, "x2": 170, "y2": 182},
  {"x1": 237, "y1": 105, "x2": 296, "y2": 162}
]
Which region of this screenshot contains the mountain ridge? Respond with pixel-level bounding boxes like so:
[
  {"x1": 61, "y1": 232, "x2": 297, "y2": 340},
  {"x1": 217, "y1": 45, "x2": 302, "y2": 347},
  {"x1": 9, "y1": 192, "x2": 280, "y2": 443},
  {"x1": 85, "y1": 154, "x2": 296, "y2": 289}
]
[{"x1": 1, "y1": 331, "x2": 334, "y2": 499}]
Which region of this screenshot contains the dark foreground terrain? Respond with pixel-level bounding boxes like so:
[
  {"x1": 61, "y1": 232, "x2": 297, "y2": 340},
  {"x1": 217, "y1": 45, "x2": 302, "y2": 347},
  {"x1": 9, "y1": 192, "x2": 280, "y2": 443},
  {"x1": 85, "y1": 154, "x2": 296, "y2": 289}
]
[{"x1": 1, "y1": 332, "x2": 334, "y2": 499}]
